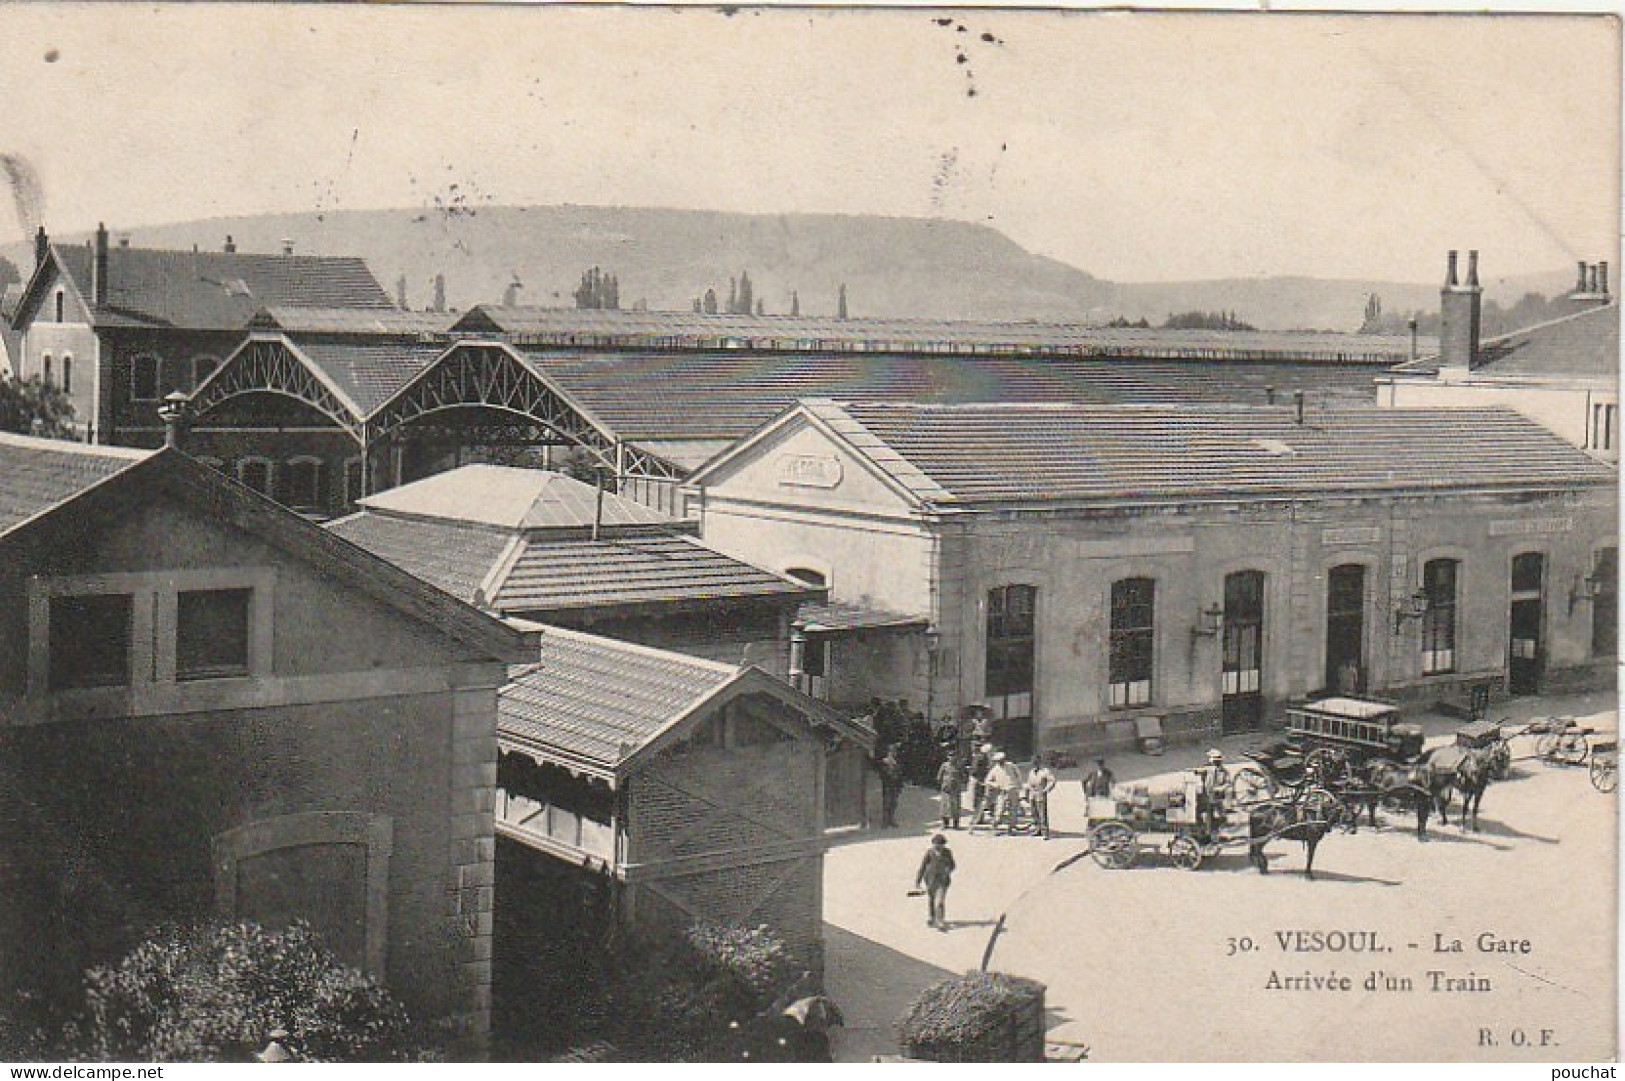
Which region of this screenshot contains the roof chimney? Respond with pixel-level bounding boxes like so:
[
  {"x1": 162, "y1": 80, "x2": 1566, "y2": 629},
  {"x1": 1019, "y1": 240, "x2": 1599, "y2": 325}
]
[
  {"x1": 280, "y1": 238, "x2": 294, "y2": 256},
  {"x1": 1293, "y1": 389, "x2": 1305, "y2": 425},
  {"x1": 1439, "y1": 249, "x2": 1482, "y2": 371},
  {"x1": 117, "y1": 233, "x2": 130, "y2": 249},
  {"x1": 158, "y1": 391, "x2": 190, "y2": 450},
  {"x1": 1599, "y1": 261, "x2": 1609, "y2": 298},
  {"x1": 433, "y1": 273, "x2": 446, "y2": 314},
  {"x1": 1577, "y1": 260, "x2": 1590, "y2": 293},
  {"x1": 92, "y1": 222, "x2": 109, "y2": 308},
  {"x1": 34, "y1": 226, "x2": 48, "y2": 269},
  {"x1": 223, "y1": 235, "x2": 237, "y2": 254},
  {"x1": 1567, "y1": 259, "x2": 1611, "y2": 309},
  {"x1": 1265, "y1": 385, "x2": 1276, "y2": 405}
]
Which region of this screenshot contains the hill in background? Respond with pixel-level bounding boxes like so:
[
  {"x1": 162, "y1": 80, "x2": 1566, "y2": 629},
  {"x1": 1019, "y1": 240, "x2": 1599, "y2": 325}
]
[{"x1": 2, "y1": 204, "x2": 1579, "y2": 331}]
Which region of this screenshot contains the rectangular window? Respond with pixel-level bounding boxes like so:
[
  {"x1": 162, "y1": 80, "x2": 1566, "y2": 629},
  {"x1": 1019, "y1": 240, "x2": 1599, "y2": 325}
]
[
  {"x1": 1108, "y1": 577, "x2": 1155, "y2": 708},
  {"x1": 176, "y1": 588, "x2": 252, "y2": 681},
  {"x1": 1421, "y1": 559, "x2": 1459, "y2": 675},
  {"x1": 62, "y1": 357, "x2": 72, "y2": 395},
  {"x1": 49, "y1": 593, "x2": 133, "y2": 690},
  {"x1": 986, "y1": 584, "x2": 1036, "y2": 719}
]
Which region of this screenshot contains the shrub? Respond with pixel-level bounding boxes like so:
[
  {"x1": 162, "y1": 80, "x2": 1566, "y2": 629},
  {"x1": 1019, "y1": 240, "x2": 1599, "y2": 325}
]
[
  {"x1": 895, "y1": 971, "x2": 1046, "y2": 1062},
  {"x1": 79, "y1": 921, "x2": 419, "y2": 1062}
]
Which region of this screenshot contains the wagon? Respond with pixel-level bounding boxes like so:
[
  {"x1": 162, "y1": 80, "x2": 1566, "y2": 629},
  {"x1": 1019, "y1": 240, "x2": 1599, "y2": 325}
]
[
  {"x1": 1235, "y1": 697, "x2": 1424, "y2": 805},
  {"x1": 1085, "y1": 776, "x2": 1251, "y2": 871}
]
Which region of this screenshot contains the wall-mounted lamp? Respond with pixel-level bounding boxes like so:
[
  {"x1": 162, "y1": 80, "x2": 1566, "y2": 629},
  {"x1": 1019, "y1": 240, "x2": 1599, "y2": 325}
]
[
  {"x1": 1191, "y1": 603, "x2": 1223, "y2": 637},
  {"x1": 788, "y1": 623, "x2": 807, "y2": 688},
  {"x1": 923, "y1": 624, "x2": 942, "y2": 654},
  {"x1": 923, "y1": 623, "x2": 941, "y2": 725},
  {"x1": 1568, "y1": 572, "x2": 1604, "y2": 615},
  {"x1": 1393, "y1": 589, "x2": 1430, "y2": 633}
]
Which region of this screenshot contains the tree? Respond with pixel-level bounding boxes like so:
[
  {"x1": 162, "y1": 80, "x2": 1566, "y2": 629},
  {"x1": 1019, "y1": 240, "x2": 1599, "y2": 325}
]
[
  {"x1": 791, "y1": 291, "x2": 800, "y2": 317},
  {"x1": 736, "y1": 271, "x2": 753, "y2": 315},
  {"x1": 0, "y1": 373, "x2": 75, "y2": 438},
  {"x1": 76, "y1": 921, "x2": 421, "y2": 1062},
  {"x1": 727, "y1": 277, "x2": 737, "y2": 315},
  {"x1": 702, "y1": 288, "x2": 718, "y2": 315},
  {"x1": 837, "y1": 283, "x2": 848, "y2": 320},
  {"x1": 755, "y1": 298, "x2": 764, "y2": 316}
]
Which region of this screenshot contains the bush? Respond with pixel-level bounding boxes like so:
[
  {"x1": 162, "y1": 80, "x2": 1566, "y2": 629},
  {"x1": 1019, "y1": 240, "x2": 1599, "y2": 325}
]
[
  {"x1": 79, "y1": 921, "x2": 419, "y2": 1062},
  {"x1": 895, "y1": 971, "x2": 1046, "y2": 1062}
]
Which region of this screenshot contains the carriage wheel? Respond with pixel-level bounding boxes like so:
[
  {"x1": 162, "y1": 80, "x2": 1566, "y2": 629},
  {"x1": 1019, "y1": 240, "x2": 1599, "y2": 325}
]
[
  {"x1": 1232, "y1": 767, "x2": 1276, "y2": 805},
  {"x1": 1168, "y1": 834, "x2": 1203, "y2": 871},
  {"x1": 1305, "y1": 747, "x2": 1351, "y2": 785},
  {"x1": 1556, "y1": 732, "x2": 1590, "y2": 767},
  {"x1": 1089, "y1": 822, "x2": 1138, "y2": 870},
  {"x1": 1590, "y1": 757, "x2": 1617, "y2": 793},
  {"x1": 1298, "y1": 786, "x2": 1344, "y2": 827}
]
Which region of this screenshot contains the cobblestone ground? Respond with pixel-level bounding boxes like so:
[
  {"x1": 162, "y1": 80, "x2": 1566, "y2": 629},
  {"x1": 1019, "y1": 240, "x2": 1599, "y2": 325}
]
[{"x1": 824, "y1": 689, "x2": 1618, "y2": 1062}]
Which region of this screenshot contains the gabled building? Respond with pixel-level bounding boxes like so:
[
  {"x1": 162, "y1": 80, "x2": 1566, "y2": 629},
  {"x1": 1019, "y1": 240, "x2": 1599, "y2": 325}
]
[
  {"x1": 8, "y1": 226, "x2": 393, "y2": 445},
  {"x1": 688, "y1": 399, "x2": 1616, "y2": 758},
  {"x1": 1379, "y1": 253, "x2": 1620, "y2": 461},
  {"x1": 0, "y1": 431, "x2": 533, "y2": 1052},
  {"x1": 326, "y1": 463, "x2": 812, "y2": 672}
]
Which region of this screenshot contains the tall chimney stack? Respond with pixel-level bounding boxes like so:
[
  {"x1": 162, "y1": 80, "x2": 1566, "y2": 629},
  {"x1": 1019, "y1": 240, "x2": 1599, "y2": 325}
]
[
  {"x1": 1599, "y1": 262, "x2": 1609, "y2": 298},
  {"x1": 1438, "y1": 249, "x2": 1482, "y2": 371},
  {"x1": 1293, "y1": 390, "x2": 1305, "y2": 425},
  {"x1": 1577, "y1": 260, "x2": 1590, "y2": 292},
  {"x1": 92, "y1": 222, "x2": 110, "y2": 308},
  {"x1": 223, "y1": 235, "x2": 237, "y2": 254},
  {"x1": 34, "y1": 226, "x2": 48, "y2": 270},
  {"x1": 1566, "y1": 260, "x2": 1612, "y2": 309}
]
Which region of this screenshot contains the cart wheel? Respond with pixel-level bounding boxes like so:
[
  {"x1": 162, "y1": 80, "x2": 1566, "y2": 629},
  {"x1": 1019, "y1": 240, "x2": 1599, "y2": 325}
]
[
  {"x1": 1590, "y1": 757, "x2": 1617, "y2": 793},
  {"x1": 1232, "y1": 767, "x2": 1276, "y2": 805},
  {"x1": 1557, "y1": 732, "x2": 1590, "y2": 767},
  {"x1": 1088, "y1": 821, "x2": 1137, "y2": 870},
  {"x1": 1298, "y1": 786, "x2": 1344, "y2": 827},
  {"x1": 1168, "y1": 834, "x2": 1203, "y2": 871}
]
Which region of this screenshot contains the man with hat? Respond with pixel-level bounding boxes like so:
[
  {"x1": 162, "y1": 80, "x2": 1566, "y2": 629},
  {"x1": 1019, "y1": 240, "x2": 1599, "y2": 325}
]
[
  {"x1": 1199, "y1": 749, "x2": 1232, "y2": 835},
  {"x1": 1082, "y1": 757, "x2": 1115, "y2": 799},
  {"x1": 986, "y1": 751, "x2": 1022, "y2": 834},
  {"x1": 967, "y1": 742, "x2": 994, "y2": 826},
  {"x1": 915, "y1": 833, "x2": 957, "y2": 931}
]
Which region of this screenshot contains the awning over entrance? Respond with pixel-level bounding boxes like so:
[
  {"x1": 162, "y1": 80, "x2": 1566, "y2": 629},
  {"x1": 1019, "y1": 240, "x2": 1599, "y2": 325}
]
[{"x1": 794, "y1": 599, "x2": 929, "y2": 636}]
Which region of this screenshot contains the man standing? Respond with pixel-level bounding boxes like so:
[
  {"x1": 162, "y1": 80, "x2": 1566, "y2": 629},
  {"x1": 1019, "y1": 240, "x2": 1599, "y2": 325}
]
[
  {"x1": 968, "y1": 742, "x2": 994, "y2": 825},
  {"x1": 1199, "y1": 749, "x2": 1232, "y2": 835},
  {"x1": 877, "y1": 746, "x2": 904, "y2": 828},
  {"x1": 1082, "y1": 757, "x2": 1116, "y2": 799},
  {"x1": 915, "y1": 834, "x2": 956, "y2": 931},
  {"x1": 1026, "y1": 754, "x2": 1057, "y2": 839},
  {"x1": 987, "y1": 752, "x2": 1021, "y2": 834},
  {"x1": 936, "y1": 752, "x2": 966, "y2": 829}
]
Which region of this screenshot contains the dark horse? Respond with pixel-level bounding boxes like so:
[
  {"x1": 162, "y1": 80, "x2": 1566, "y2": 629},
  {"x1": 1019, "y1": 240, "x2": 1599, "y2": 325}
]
[
  {"x1": 1368, "y1": 745, "x2": 1497, "y2": 837},
  {"x1": 1247, "y1": 797, "x2": 1349, "y2": 880}
]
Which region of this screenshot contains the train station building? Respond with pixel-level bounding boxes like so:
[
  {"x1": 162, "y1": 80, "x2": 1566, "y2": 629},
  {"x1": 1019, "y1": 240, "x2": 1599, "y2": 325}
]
[{"x1": 686, "y1": 399, "x2": 1617, "y2": 759}]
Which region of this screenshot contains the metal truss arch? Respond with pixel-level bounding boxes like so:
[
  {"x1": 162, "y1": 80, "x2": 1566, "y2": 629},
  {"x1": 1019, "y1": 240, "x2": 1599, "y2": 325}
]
[{"x1": 187, "y1": 339, "x2": 364, "y2": 441}]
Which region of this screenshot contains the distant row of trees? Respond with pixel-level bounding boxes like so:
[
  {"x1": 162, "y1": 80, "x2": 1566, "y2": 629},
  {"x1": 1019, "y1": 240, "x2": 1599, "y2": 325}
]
[
  {"x1": 1359, "y1": 290, "x2": 1571, "y2": 338},
  {"x1": 688, "y1": 272, "x2": 848, "y2": 319},
  {"x1": 1103, "y1": 310, "x2": 1256, "y2": 331}
]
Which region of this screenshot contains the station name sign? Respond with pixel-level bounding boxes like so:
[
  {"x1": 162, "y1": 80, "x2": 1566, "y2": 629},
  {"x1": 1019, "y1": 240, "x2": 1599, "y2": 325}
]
[
  {"x1": 1487, "y1": 517, "x2": 1573, "y2": 537},
  {"x1": 777, "y1": 453, "x2": 843, "y2": 489}
]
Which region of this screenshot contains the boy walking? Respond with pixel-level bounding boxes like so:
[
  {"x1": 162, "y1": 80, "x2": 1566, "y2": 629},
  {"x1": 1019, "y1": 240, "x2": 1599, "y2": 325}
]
[{"x1": 915, "y1": 834, "x2": 956, "y2": 931}]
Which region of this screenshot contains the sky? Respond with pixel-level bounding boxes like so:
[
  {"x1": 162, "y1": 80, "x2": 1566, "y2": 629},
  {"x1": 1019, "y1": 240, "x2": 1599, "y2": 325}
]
[{"x1": 0, "y1": 4, "x2": 1616, "y2": 284}]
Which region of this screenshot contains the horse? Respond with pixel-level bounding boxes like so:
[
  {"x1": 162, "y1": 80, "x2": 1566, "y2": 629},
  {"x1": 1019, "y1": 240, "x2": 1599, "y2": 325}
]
[
  {"x1": 1367, "y1": 757, "x2": 1443, "y2": 839},
  {"x1": 1420, "y1": 744, "x2": 1497, "y2": 832},
  {"x1": 1247, "y1": 797, "x2": 1349, "y2": 880}
]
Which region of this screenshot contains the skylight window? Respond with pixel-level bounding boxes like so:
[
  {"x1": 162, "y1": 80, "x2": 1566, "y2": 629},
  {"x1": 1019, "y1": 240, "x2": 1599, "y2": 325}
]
[{"x1": 1250, "y1": 438, "x2": 1296, "y2": 456}]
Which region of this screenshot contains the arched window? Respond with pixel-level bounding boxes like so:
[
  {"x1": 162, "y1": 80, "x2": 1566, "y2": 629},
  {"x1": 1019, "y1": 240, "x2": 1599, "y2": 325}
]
[
  {"x1": 985, "y1": 584, "x2": 1036, "y2": 722},
  {"x1": 41, "y1": 354, "x2": 52, "y2": 386},
  {"x1": 237, "y1": 458, "x2": 273, "y2": 498},
  {"x1": 61, "y1": 356, "x2": 72, "y2": 395},
  {"x1": 1421, "y1": 558, "x2": 1459, "y2": 675},
  {"x1": 54, "y1": 290, "x2": 64, "y2": 323},
  {"x1": 342, "y1": 457, "x2": 365, "y2": 507},
  {"x1": 1108, "y1": 578, "x2": 1155, "y2": 708},
  {"x1": 280, "y1": 458, "x2": 324, "y2": 512},
  {"x1": 131, "y1": 355, "x2": 160, "y2": 402}
]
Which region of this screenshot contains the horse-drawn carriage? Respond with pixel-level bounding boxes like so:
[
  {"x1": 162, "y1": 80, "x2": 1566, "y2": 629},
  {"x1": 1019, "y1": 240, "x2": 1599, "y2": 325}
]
[
  {"x1": 1084, "y1": 776, "x2": 1244, "y2": 871},
  {"x1": 1235, "y1": 696, "x2": 1424, "y2": 807},
  {"x1": 1589, "y1": 739, "x2": 1617, "y2": 793}
]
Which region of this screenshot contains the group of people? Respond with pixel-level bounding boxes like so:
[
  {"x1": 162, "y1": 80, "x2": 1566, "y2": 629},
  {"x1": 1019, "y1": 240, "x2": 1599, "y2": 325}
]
[{"x1": 932, "y1": 744, "x2": 1060, "y2": 837}]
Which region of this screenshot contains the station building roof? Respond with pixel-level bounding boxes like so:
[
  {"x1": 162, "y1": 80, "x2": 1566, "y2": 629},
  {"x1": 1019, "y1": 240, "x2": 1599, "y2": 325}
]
[
  {"x1": 693, "y1": 399, "x2": 1618, "y2": 509},
  {"x1": 1389, "y1": 302, "x2": 1618, "y2": 381}
]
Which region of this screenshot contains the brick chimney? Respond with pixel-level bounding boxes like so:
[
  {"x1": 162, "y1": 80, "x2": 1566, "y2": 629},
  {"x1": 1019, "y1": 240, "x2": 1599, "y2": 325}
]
[
  {"x1": 34, "y1": 226, "x2": 48, "y2": 269},
  {"x1": 91, "y1": 222, "x2": 109, "y2": 308},
  {"x1": 1438, "y1": 249, "x2": 1482, "y2": 371},
  {"x1": 223, "y1": 235, "x2": 237, "y2": 254},
  {"x1": 1566, "y1": 259, "x2": 1611, "y2": 309}
]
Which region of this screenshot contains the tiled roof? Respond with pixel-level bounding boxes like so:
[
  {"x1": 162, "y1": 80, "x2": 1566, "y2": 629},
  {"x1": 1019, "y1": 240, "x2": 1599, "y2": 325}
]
[
  {"x1": 457, "y1": 305, "x2": 1429, "y2": 362},
  {"x1": 528, "y1": 350, "x2": 1384, "y2": 442},
  {"x1": 500, "y1": 626, "x2": 740, "y2": 771},
  {"x1": 793, "y1": 400, "x2": 1617, "y2": 506},
  {"x1": 495, "y1": 534, "x2": 807, "y2": 616},
  {"x1": 324, "y1": 511, "x2": 512, "y2": 604},
  {"x1": 796, "y1": 599, "x2": 928, "y2": 633},
  {"x1": 292, "y1": 337, "x2": 447, "y2": 415},
  {"x1": 0, "y1": 432, "x2": 150, "y2": 536},
  {"x1": 357, "y1": 464, "x2": 673, "y2": 530},
  {"x1": 1391, "y1": 303, "x2": 1619, "y2": 380},
  {"x1": 253, "y1": 306, "x2": 456, "y2": 336},
  {"x1": 53, "y1": 245, "x2": 393, "y2": 331}
]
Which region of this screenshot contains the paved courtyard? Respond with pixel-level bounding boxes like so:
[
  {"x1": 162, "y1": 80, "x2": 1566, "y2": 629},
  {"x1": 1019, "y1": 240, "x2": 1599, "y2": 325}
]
[{"x1": 824, "y1": 690, "x2": 1618, "y2": 1062}]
